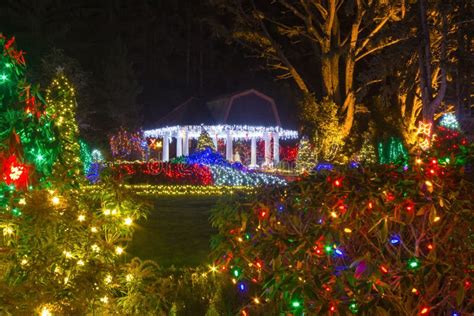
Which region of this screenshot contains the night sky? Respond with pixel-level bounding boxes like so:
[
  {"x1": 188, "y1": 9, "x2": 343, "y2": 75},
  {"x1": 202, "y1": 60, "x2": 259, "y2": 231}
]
[{"x1": 0, "y1": 0, "x2": 299, "y2": 143}]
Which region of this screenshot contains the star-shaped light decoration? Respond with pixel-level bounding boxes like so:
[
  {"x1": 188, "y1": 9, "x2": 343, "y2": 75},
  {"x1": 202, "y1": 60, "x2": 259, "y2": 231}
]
[{"x1": 417, "y1": 121, "x2": 432, "y2": 137}]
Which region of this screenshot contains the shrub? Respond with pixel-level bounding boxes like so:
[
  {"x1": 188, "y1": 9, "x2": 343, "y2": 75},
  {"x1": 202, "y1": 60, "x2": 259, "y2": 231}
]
[{"x1": 211, "y1": 141, "x2": 474, "y2": 314}]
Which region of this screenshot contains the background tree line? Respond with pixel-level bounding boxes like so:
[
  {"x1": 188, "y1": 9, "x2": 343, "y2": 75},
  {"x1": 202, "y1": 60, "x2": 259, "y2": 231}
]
[{"x1": 0, "y1": 0, "x2": 472, "y2": 159}]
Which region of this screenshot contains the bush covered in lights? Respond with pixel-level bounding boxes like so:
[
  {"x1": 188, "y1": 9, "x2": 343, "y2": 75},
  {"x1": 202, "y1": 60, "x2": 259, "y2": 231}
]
[
  {"x1": 113, "y1": 161, "x2": 213, "y2": 185},
  {"x1": 0, "y1": 35, "x2": 150, "y2": 314},
  {"x1": 211, "y1": 127, "x2": 474, "y2": 315},
  {"x1": 209, "y1": 165, "x2": 285, "y2": 186}
]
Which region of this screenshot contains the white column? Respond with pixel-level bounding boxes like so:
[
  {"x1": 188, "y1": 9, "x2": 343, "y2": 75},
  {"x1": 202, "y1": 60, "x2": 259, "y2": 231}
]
[
  {"x1": 183, "y1": 130, "x2": 189, "y2": 156},
  {"x1": 226, "y1": 130, "x2": 233, "y2": 161},
  {"x1": 264, "y1": 132, "x2": 271, "y2": 165},
  {"x1": 176, "y1": 133, "x2": 182, "y2": 157},
  {"x1": 213, "y1": 134, "x2": 218, "y2": 150},
  {"x1": 163, "y1": 134, "x2": 169, "y2": 162},
  {"x1": 250, "y1": 136, "x2": 257, "y2": 168},
  {"x1": 273, "y1": 132, "x2": 280, "y2": 165}
]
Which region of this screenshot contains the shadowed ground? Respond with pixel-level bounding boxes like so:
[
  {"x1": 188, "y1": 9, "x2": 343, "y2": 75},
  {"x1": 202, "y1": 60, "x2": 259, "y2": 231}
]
[{"x1": 128, "y1": 196, "x2": 219, "y2": 267}]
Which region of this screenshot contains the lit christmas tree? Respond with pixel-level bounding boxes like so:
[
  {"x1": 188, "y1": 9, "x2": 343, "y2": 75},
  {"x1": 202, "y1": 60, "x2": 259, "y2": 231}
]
[
  {"x1": 439, "y1": 112, "x2": 460, "y2": 131},
  {"x1": 295, "y1": 136, "x2": 317, "y2": 172},
  {"x1": 196, "y1": 129, "x2": 215, "y2": 151},
  {"x1": 45, "y1": 71, "x2": 83, "y2": 183},
  {"x1": 358, "y1": 137, "x2": 377, "y2": 164},
  {"x1": 0, "y1": 34, "x2": 147, "y2": 314}
]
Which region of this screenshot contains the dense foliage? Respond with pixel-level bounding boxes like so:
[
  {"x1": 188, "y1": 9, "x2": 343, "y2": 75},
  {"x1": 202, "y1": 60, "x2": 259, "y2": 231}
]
[
  {"x1": 0, "y1": 36, "x2": 150, "y2": 314},
  {"x1": 113, "y1": 161, "x2": 214, "y2": 185},
  {"x1": 211, "y1": 130, "x2": 473, "y2": 315}
]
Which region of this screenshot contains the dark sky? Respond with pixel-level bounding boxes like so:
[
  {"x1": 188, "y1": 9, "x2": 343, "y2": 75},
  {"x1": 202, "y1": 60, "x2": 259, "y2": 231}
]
[{"x1": 0, "y1": 0, "x2": 299, "y2": 139}]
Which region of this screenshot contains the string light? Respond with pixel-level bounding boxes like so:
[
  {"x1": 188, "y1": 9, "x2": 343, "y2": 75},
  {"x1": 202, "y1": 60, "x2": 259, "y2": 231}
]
[
  {"x1": 144, "y1": 125, "x2": 298, "y2": 140},
  {"x1": 115, "y1": 246, "x2": 124, "y2": 255},
  {"x1": 40, "y1": 306, "x2": 52, "y2": 316},
  {"x1": 389, "y1": 235, "x2": 401, "y2": 245},
  {"x1": 408, "y1": 258, "x2": 420, "y2": 270},
  {"x1": 121, "y1": 184, "x2": 254, "y2": 196},
  {"x1": 124, "y1": 217, "x2": 133, "y2": 226},
  {"x1": 51, "y1": 196, "x2": 60, "y2": 205},
  {"x1": 439, "y1": 113, "x2": 460, "y2": 130},
  {"x1": 420, "y1": 307, "x2": 430, "y2": 314}
]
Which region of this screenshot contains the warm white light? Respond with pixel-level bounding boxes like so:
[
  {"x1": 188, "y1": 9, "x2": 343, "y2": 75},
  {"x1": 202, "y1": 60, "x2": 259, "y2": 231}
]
[
  {"x1": 91, "y1": 226, "x2": 98, "y2": 233},
  {"x1": 104, "y1": 274, "x2": 112, "y2": 284},
  {"x1": 144, "y1": 124, "x2": 298, "y2": 140},
  {"x1": 115, "y1": 246, "x2": 124, "y2": 255},
  {"x1": 3, "y1": 226, "x2": 14, "y2": 235},
  {"x1": 51, "y1": 196, "x2": 60, "y2": 205},
  {"x1": 100, "y1": 296, "x2": 109, "y2": 304},
  {"x1": 103, "y1": 209, "x2": 111, "y2": 215},
  {"x1": 124, "y1": 217, "x2": 133, "y2": 226},
  {"x1": 77, "y1": 259, "x2": 85, "y2": 266},
  {"x1": 40, "y1": 306, "x2": 52, "y2": 316},
  {"x1": 78, "y1": 215, "x2": 86, "y2": 222}
]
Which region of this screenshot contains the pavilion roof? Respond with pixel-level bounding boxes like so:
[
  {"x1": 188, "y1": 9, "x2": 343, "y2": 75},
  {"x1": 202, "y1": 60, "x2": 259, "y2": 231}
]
[{"x1": 156, "y1": 89, "x2": 282, "y2": 127}]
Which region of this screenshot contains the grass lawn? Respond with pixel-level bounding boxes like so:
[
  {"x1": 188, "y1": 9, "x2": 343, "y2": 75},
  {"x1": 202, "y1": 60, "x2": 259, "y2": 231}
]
[{"x1": 127, "y1": 196, "x2": 219, "y2": 267}]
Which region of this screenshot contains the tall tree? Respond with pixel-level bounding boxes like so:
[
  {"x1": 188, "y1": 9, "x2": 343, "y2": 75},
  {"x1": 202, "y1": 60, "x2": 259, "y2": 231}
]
[
  {"x1": 210, "y1": 0, "x2": 406, "y2": 146},
  {"x1": 362, "y1": 0, "x2": 470, "y2": 148}
]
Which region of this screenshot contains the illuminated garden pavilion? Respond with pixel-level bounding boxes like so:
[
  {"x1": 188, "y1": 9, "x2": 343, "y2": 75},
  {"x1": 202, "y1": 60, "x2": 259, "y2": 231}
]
[{"x1": 143, "y1": 89, "x2": 298, "y2": 167}]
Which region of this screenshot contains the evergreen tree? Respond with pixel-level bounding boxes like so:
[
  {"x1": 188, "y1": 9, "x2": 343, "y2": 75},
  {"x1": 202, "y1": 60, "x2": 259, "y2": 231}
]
[
  {"x1": 45, "y1": 71, "x2": 83, "y2": 183},
  {"x1": 0, "y1": 34, "x2": 58, "y2": 203},
  {"x1": 196, "y1": 129, "x2": 215, "y2": 151},
  {"x1": 0, "y1": 34, "x2": 147, "y2": 314},
  {"x1": 358, "y1": 138, "x2": 378, "y2": 165},
  {"x1": 295, "y1": 136, "x2": 316, "y2": 172}
]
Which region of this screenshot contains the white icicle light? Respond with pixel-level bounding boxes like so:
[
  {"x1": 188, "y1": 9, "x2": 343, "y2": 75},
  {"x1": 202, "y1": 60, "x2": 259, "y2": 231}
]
[{"x1": 144, "y1": 124, "x2": 298, "y2": 140}]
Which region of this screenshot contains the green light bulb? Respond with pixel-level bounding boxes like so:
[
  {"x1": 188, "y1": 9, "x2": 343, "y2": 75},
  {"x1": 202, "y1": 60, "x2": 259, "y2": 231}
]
[
  {"x1": 408, "y1": 258, "x2": 420, "y2": 270},
  {"x1": 324, "y1": 245, "x2": 332, "y2": 253},
  {"x1": 232, "y1": 268, "x2": 240, "y2": 278},
  {"x1": 349, "y1": 302, "x2": 359, "y2": 314},
  {"x1": 291, "y1": 300, "x2": 301, "y2": 308}
]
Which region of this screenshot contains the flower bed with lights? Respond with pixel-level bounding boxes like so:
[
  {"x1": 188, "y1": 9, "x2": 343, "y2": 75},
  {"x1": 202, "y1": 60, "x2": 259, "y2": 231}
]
[
  {"x1": 210, "y1": 126, "x2": 474, "y2": 315},
  {"x1": 106, "y1": 148, "x2": 286, "y2": 188},
  {"x1": 112, "y1": 161, "x2": 213, "y2": 185}
]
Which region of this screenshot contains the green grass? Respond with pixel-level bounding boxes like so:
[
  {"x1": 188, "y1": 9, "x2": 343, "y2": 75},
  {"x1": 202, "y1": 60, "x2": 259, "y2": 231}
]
[{"x1": 127, "y1": 196, "x2": 219, "y2": 267}]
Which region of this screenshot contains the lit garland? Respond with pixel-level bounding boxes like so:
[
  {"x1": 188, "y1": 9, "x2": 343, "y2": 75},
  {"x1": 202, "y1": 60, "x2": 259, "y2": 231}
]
[
  {"x1": 121, "y1": 184, "x2": 255, "y2": 196},
  {"x1": 144, "y1": 125, "x2": 298, "y2": 140}
]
